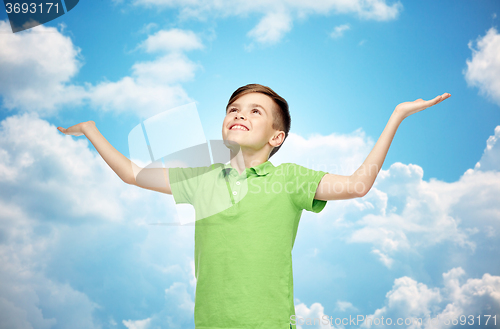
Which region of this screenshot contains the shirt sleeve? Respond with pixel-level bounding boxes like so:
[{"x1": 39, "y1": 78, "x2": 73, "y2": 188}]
[
  {"x1": 285, "y1": 163, "x2": 328, "y2": 213},
  {"x1": 169, "y1": 165, "x2": 214, "y2": 205}
]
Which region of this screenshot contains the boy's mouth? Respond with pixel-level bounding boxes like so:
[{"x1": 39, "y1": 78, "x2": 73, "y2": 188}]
[{"x1": 229, "y1": 124, "x2": 249, "y2": 131}]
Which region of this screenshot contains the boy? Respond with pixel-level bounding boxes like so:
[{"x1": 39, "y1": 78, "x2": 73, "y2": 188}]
[{"x1": 58, "y1": 84, "x2": 450, "y2": 329}]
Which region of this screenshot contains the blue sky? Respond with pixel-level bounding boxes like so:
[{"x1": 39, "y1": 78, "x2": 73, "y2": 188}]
[{"x1": 0, "y1": 0, "x2": 499, "y2": 328}]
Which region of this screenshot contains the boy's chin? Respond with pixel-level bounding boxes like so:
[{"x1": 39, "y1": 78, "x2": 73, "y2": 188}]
[{"x1": 222, "y1": 139, "x2": 242, "y2": 149}]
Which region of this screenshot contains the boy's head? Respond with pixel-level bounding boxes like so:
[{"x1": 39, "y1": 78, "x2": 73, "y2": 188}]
[{"x1": 225, "y1": 84, "x2": 291, "y2": 159}]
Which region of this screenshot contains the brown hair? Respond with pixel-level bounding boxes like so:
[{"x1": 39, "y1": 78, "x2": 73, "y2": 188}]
[{"x1": 226, "y1": 83, "x2": 291, "y2": 159}]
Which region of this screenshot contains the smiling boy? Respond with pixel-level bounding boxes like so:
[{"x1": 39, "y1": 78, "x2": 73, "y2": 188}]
[
  {"x1": 167, "y1": 84, "x2": 327, "y2": 329},
  {"x1": 58, "y1": 83, "x2": 450, "y2": 329},
  {"x1": 222, "y1": 86, "x2": 288, "y2": 172}
]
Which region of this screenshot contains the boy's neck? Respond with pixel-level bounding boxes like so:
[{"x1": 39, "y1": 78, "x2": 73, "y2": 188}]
[{"x1": 229, "y1": 148, "x2": 270, "y2": 175}]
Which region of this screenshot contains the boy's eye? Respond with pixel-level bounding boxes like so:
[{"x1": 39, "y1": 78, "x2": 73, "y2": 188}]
[{"x1": 227, "y1": 108, "x2": 260, "y2": 114}]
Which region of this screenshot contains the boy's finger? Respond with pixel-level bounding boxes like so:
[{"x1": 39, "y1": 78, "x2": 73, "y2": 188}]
[
  {"x1": 428, "y1": 95, "x2": 442, "y2": 105},
  {"x1": 433, "y1": 93, "x2": 450, "y2": 106},
  {"x1": 437, "y1": 93, "x2": 450, "y2": 103}
]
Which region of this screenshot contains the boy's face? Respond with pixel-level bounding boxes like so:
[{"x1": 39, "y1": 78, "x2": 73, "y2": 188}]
[{"x1": 222, "y1": 92, "x2": 284, "y2": 155}]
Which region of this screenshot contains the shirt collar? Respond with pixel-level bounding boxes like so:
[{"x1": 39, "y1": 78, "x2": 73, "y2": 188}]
[{"x1": 220, "y1": 160, "x2": 275, "y2": 177}]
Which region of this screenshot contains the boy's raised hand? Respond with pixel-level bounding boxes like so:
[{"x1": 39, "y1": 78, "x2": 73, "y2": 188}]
[
  {"x1": 57, "y1": 121, "x2": 95, "y2": 136},
  {"x1": 395, "y1": 92, "x2": 451, "y2": 120}
]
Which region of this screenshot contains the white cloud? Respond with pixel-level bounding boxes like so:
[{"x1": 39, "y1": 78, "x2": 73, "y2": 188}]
[
  {"x1": 272, "y1": 126, "x2": 500, "y2": 268},
  {"x1": 361, "y1": 268, "x2": 500, "y2": 329},
  {"x1": 346, "y1": 161, "x2": 478, "y2": 255},
  {"x1": 139, "y1": 28, "x2": 204, "y2": 53},
  {"x1": 0, "y1": 112, "x2": 128, "y2": 221},
  {"x1": 0, "y1": 113, "x2": 197, "y2": 327},
  {"x1": 132, "y1": 53, "x2": 200, "y2": 85},
  {"x1": 272, "y1": 129, "x2": 374, "y2": 175},
  {"x1": 473, "y1": 125, "x2": 500, "y2": 172},
  {"x1": 344, "y1": 156, "x2": 500, "y2": 267},
  {"x1": 0, "y1": 20, "x2": 86, "y2": 114},
  {"x1": 138, "y1": 22, "x2": 159, "y2": 34},
  {"x1": 371, "y1": 249, "x2": 394, "y2": 268},
  {"x1": 464, "y1": 27, "x2": 500, "y2": 107},
  {"x1": 334, "y1": 300, "x2": 358, "y2": 312},
  {"x1": 123, "y1": 318, "x2": 151, "y2": 329},
  {"x1": 163, "y1": 282, "x2": 195, "y2": 313},
  {"x1": 87, "y1": 28, "x2": 202, "y2": 117},
  {"x1": 294, "y1": 301, "x2": 336, "y2": 329},
  {"x1": 356, "y1": 0, "x2": 402, "y2": 20},
  {"x1": 128, "y1": 0, "x2": 403, "y2": 44},
  {"x1": 247, "y1": 11, "x2": 293, "y2": 45},
  {"x1": 0, "y1": 21, "x2": 203, "y2": 116},
  {"x1": 87, "y1": 76, "x2": 193, "y2": 118},
  {"x1": 0, "y1": 21, "x2": 203, "y2": 118},
  {"x1": 280, "y1": 125, "x2": 500, "y2": 321},
  {"x1": 124, "y1": 282, "x2": 195, "y2": 328},
  {"x1": 0, "y1": 197, "x2": 101, "y2": 328},
  {"x1": 330, "y1": 24, "x2": 350, "y2": 38}
]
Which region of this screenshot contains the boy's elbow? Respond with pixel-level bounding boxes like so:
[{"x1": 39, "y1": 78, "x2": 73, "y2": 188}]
[
  {"x1": 353, "y1": 179, "x2": 370, "y2": 198},
  {"x1": 356, "y1": 188, "x2": 369, "y2": 198},
  {"x1": 122, "y1": 174, "x2": 137, "y2": 186},
  {"x1": 125, "y1": 162, "x2": 141, "y2": 186}
]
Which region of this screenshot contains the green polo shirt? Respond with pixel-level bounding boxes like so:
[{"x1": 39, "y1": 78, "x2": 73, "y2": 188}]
[{"x1": 169, "y1": 160, "x2": 328, "y2": 329}]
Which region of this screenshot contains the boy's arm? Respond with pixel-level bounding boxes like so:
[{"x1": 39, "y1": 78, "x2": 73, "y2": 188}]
[
  {"x1": 58, "y1": 121, "x2": 172, "y2": 195},
  {"x1": 315, "y1": 92, "x2": 451, "y2": 201}
]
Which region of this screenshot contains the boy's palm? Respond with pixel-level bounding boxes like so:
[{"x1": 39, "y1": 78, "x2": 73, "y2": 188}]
[
  {"x1": 396, "y1": 93, "x2": 451, "y2": 119},
  {"x1": 57, "y1": 121, "x2": 94, "y2": 136}
]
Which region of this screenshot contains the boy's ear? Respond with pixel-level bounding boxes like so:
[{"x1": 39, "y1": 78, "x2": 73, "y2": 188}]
[{"x1": 269, "y1": 131, "x2": 285, "y2": 148}]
